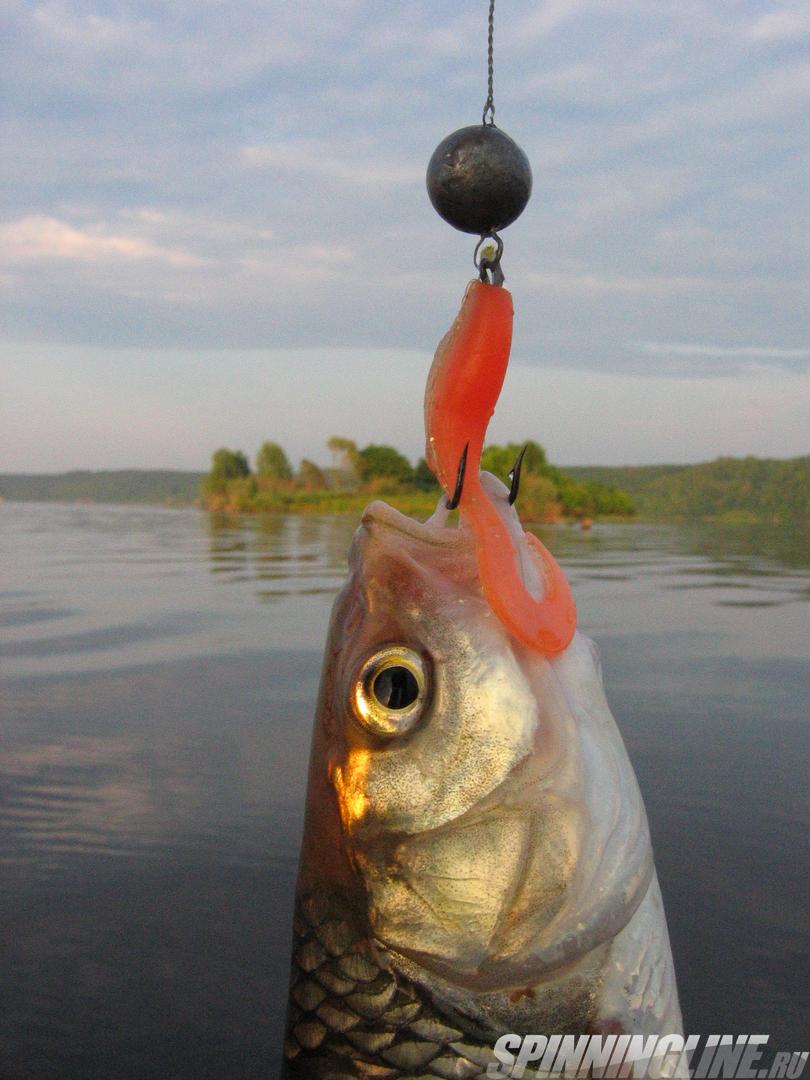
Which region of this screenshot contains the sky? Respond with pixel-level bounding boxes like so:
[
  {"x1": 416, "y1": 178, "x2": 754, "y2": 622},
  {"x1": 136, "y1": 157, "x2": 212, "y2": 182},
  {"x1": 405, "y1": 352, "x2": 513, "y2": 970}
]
[{"x1": 1, "y1": 0, "x2": 809, "y2": 472}]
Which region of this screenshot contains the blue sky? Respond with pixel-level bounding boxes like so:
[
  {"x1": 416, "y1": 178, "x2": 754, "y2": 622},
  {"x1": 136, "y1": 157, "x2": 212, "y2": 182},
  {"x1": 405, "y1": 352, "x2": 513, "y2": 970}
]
[{"x1": 2, "y1": 0, "x2": 808, "y2": 471}]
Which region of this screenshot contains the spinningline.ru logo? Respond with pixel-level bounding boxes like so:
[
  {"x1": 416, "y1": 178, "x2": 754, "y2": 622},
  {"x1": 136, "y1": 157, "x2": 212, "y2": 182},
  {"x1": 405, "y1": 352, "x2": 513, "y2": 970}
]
[{"x1": 485, "y1": 1034, "x2": 809, "y2": 1079}]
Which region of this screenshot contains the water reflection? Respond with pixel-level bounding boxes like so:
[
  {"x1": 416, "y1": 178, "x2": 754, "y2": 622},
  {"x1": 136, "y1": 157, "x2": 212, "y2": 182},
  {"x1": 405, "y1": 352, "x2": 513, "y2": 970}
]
[
  {"x1": 531, "y1": 520, "x2": 810, "y2": 613},
  {"x1": 1, "y1": 503, "x2": 808, "y2": 1078},
  {"x1": 205, "y1": 512, "x2": 356, "y2": 600}
]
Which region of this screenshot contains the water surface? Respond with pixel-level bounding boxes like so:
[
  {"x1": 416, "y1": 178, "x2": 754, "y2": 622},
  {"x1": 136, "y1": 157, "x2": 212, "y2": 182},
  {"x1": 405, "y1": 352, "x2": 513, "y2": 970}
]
[{"x1": 1, "y1": 504, "x2": 808, "y2": 1078}]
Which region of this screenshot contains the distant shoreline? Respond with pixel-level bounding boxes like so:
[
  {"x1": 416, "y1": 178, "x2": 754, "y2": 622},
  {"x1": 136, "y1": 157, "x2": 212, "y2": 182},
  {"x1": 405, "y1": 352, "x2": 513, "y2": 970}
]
[{"x1": 2, "y1": 455, "x2": 808, "y2": 524}]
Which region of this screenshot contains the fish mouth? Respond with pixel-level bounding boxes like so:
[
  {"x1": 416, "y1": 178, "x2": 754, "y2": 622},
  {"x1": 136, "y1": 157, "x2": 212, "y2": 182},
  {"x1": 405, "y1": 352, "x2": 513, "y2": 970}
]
[{"x1": 360, "y1": 498, "x2": 462, "y2": 548}]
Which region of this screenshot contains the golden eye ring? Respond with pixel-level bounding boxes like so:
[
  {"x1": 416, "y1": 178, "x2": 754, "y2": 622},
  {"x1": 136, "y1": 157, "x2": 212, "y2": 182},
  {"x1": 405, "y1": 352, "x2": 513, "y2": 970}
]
[{"x1": 351, "y1": 646, "x2": 429, "y2": 739}]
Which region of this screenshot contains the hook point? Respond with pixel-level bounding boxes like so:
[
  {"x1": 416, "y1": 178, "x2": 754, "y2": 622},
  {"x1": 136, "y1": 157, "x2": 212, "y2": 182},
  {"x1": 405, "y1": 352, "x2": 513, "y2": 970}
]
[
  {"x1": 446, "y1": 443, "x2": 469, "y2": 510},
  {"x1": 508, "y1": 444, "x2": 528, "y2": 505}
]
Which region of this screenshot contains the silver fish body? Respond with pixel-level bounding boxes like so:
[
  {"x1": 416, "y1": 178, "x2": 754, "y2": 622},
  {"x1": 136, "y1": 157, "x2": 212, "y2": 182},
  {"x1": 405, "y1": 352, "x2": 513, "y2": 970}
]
[{"x1": 283, "y1": 480, "x2": 684, "y2": 1078}]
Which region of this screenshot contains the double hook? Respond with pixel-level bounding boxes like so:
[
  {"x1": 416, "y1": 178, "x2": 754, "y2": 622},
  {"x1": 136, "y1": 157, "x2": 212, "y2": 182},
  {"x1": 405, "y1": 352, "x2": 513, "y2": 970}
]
[{"x1": 445, "y1": 442, "x2": 527, "y2": 510}]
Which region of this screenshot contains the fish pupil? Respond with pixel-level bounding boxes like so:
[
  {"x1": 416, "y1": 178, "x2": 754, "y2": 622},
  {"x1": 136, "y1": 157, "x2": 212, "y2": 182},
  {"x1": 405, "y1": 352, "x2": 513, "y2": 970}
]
[{"x1": 373, "y1": 666, "x2": 419, "y2": 710}]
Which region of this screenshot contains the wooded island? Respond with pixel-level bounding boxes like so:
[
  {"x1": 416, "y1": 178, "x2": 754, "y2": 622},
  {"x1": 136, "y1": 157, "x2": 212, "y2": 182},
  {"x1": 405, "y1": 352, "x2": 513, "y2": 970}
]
[{"x1": 199, "y1": 437, "x2": 634, "y2": 521}]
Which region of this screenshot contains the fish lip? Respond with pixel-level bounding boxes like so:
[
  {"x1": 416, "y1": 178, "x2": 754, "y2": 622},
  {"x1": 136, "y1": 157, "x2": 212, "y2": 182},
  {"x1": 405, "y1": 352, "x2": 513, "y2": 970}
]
[{"x1": 360, "y1": 498, "x2": 461, "y2": 548}]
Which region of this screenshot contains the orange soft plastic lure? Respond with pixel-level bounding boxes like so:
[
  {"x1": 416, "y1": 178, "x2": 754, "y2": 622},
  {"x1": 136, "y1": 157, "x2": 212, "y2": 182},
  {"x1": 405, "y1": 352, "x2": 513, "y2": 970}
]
[{"x1": 425, "y1": 279, "x2": 576, "y2": 655}]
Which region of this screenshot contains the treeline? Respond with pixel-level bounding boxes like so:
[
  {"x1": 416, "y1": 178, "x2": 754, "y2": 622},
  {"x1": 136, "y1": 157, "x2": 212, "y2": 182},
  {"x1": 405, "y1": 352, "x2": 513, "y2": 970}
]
[
  {"x1": 4, "y1": 455, "x2": 804, "y2": 523},
  {"x1": 0, "y1": 470, "x2": 202, "y2": 505},
  {"x1": 200, "y1": 437, "x2": 635, "y2": 520},
  {"x1": 564, "y1": 456, "x2": 810, "y2": 523}
]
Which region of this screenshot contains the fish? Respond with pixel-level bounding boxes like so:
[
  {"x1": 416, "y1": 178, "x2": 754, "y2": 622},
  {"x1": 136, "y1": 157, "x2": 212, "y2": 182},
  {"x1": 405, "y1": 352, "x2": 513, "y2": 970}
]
[{"x1": 282, "y1": 281, "x2": 685, "y2": 1079}]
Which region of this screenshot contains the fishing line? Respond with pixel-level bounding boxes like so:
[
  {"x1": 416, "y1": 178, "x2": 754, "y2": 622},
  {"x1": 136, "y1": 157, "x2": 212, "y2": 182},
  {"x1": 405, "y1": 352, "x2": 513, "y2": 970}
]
[{"x1": 483, "y1": 0, "x2": 496, "y2": 126}]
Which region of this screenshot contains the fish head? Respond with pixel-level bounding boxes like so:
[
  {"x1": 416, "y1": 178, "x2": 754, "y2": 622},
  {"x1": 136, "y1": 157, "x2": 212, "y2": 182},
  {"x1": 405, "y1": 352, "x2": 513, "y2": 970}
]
[{"x1": 299, "y1": 480, "x2": 652, "y2": 992}]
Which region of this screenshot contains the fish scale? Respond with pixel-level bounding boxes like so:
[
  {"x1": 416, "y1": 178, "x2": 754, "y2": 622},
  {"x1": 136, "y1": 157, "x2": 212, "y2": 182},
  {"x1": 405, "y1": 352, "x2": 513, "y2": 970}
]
[{"x1": 282, "y1": 891, "x2": 496, "y2": 1079}]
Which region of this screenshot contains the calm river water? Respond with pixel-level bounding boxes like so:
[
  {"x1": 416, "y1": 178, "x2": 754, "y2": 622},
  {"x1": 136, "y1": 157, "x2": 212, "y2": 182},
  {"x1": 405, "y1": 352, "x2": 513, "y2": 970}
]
[{"x1": 1, "y1": 503, "x2": 808, "y2": 1078}]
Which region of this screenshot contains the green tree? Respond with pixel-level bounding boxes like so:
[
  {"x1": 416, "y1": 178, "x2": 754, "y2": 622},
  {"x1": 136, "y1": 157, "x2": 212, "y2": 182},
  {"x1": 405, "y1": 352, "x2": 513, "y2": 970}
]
[
  {"x1": 516, "y1": 474, "x2": 558, "y2": 520},
  {"x1": 358, "y1": 444, "x2": 414, "y2": 485},
  {"x1": 480, "y1": 440, "x2": 547, "y2": 481},
  {"x1": 327, "y1": 436, "x2": 360, "y2": 489},
  {"x1": 478, "y1": 440, "x2": 633, "y2": 520},
  {"x1": 199, "y1": 448, "x2": 252, "y2": 509},
  {"x1": 202, "y1": 448, "x2": 250, "y2": 490},
  {"x1": 211, "y1": 448, "x2": 250, "y2": 480},
  {"x1": 413, "y1": 457, "x2": 438, "y2": 491},
  {"x1": 256, "y1": 441, "x2": 292, "y2": 485},
  {"x1": 297, "y1": 458, "x2": 327, "y2": 491},
  {"x1": 223, "y1": 474, "x2": 258, "y2": 511}
]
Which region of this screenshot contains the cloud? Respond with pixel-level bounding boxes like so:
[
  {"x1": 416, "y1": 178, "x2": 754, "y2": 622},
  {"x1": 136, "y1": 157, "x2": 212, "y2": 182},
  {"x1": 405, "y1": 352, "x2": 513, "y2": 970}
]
[
  {"x1": 506, "y1": 0, "x2": 592, "y2": 44},
  {"x1": 526, "y1": 270, "x2": 717, "y2": 297},
  {"x1": 511, "y1": 62, "x2": 602, "y2": 102},
  {"x1": 747, "y1": 8, "x2": 810, "y2": 42},
  {"x1": 631, "y1": 341, "x2": 810, "y2": 377},
  {"x1": 0, "y1": 216, "x2": 204, "y2": 267},
  {"x1": 239, "y1": 243, "x2": 355, "y2": 285},
  {"x1": 638, "y1": 342, "x2": 810, "y2": 361},
  {"x1": 625, "y1": 59, "x2": 810, "y2": 140},
  {"x1": 31, "y1": 2, "x2": 139, "y2": 49},
  {"x1": 240, "y1": 141, "x2": 422, "y2": 188},
  {"x1": 639, "y1": 343, "x2": 810, "y2": 373}
]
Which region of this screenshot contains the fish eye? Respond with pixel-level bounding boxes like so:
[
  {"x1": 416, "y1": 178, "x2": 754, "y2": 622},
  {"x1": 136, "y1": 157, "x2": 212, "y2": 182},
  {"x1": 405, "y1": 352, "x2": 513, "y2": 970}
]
[{"x1": 352, "y1": 646, "x2": 429, "y2": 738}]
